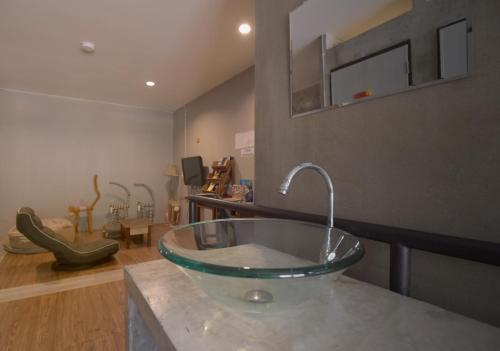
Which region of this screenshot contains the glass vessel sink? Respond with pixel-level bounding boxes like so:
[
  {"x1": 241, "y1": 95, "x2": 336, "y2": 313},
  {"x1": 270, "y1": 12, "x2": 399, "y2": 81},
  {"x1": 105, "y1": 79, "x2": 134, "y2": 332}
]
[{"x1": 159, "y1": 218, "x2": 364, "y2": 312}]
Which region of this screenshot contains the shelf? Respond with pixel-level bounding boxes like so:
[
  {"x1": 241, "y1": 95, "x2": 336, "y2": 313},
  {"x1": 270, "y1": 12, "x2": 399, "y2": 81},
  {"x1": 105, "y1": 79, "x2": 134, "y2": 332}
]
[{"x1": 202, "y1": 159, "x2": 233, "y2": 197}]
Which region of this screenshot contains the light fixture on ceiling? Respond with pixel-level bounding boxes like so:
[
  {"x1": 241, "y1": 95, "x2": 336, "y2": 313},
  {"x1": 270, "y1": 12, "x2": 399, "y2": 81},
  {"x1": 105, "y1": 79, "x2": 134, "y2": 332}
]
[
  {"x1": 238, "y1": 23, "x2": 251, "y2": 35},
  {"x1": 145, "y1": 81, "x2": 155, "y2": 87},
  {"x1": 80, "y1": 41, "x2": 95, "y2": 53}
]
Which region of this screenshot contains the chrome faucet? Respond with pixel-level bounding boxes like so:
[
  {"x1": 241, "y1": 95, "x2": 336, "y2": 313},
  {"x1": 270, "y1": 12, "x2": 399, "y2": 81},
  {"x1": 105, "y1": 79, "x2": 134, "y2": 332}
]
[
  {"x1": 279, "y1": 162, "x2": 336, "y2": 262},
  {"x1": 279, "y1": 162, "x2": 334, "y2": 228}
]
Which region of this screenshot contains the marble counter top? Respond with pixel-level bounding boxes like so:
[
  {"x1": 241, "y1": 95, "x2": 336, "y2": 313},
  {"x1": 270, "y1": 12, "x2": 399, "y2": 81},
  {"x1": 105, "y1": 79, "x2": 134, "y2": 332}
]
[{"x1": 125, "y1": 259, "x2": 500, "y2": 351}]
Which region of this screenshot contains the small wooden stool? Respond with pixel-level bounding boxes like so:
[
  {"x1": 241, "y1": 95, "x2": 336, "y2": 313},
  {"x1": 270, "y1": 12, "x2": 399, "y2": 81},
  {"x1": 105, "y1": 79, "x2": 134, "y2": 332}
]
[{"x1": 120, "y1": 219, "x2": 152, "y2": 249}]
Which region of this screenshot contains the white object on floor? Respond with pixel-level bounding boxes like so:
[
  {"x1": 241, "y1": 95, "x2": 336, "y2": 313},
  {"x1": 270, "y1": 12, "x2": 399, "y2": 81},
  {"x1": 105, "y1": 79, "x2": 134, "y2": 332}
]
[{"x1": 3, "y1": 217, "x2": 74, "y2": 254}]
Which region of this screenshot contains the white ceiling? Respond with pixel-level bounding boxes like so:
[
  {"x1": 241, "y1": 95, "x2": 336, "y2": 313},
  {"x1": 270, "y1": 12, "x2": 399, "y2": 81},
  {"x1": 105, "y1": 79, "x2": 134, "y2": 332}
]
[{"x1": 0, "y1": 0, "x2": 255, "y2": 112}]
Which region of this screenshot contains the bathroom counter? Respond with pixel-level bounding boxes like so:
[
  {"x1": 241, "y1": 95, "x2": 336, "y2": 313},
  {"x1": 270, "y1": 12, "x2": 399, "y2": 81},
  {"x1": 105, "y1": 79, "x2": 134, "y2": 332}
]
[{"x1": 125, "y1": 259, "x2": 500, "y2": 351}]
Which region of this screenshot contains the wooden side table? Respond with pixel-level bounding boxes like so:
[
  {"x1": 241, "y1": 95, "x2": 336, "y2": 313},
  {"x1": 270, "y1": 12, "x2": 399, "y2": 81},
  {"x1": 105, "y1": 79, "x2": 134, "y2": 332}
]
[{"x1": 120, "y1": 219, "x2": 152, "y2": 249}]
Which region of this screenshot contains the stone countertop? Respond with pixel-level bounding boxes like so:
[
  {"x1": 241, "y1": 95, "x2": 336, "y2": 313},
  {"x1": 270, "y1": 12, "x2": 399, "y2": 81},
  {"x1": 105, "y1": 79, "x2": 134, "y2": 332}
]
[{"x1": 125, "y1": 259, "x2": 500, "y2": 351}]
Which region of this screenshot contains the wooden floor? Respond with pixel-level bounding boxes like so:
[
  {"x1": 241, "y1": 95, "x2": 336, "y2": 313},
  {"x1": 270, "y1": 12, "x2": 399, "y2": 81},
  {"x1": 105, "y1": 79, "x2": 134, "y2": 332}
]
[
  {"x1": 0, "y1": 223, "x2": 171, "y2": 350},
  {"x1": 0, "y1": 224, "x2": 169, "y2": 289},
  {"x1": 0, "y1": 281, "x2": 125, "y2": 351}
]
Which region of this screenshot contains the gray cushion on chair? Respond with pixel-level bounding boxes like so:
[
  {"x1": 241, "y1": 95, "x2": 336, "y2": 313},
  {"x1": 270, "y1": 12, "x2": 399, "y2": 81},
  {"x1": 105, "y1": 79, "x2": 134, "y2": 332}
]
[{"x1": 16, "y1": 207, "x2": 119, "y2": 269}]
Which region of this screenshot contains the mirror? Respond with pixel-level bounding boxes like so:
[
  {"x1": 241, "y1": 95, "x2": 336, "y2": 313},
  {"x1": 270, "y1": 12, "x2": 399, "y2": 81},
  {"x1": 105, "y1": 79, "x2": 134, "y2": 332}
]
[
  {"x1": 289, "y1": 0, "x2": 470, "y2": 117},
  {"x1": 290, "y1": 35, "x2": 326, "y2": 115}
]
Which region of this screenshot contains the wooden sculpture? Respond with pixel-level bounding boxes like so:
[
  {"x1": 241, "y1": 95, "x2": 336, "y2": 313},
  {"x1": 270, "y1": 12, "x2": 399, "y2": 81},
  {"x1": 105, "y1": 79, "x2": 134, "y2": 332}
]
[{"x1": 68, "y1": 175, "x2": 101, "y2": 234}]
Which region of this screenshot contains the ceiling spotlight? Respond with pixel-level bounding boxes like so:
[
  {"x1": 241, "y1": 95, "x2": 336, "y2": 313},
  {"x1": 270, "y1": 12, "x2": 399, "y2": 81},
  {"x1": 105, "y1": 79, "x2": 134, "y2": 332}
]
[
  {"x1": 145, "y1": 81, "x2": 155, "y2": 87},
  {"x1": 238, "y1": 23, "x2": 251, "y2": 35}
]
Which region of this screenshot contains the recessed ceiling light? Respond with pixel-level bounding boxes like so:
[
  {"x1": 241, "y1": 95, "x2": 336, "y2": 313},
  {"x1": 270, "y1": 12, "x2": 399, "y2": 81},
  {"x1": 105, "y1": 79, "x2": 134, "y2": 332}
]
[
  {"x1": 145, "y1": 81, "x2": 155, "y2": 87},
  {"x1": 238, "y1": 23, "x2": 251, "y2": 35}
]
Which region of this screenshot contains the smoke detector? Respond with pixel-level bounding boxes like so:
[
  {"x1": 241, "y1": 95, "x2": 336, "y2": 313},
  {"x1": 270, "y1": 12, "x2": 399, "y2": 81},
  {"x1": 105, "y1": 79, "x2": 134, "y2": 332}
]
[{"x1": 80, "y1": 41, "x2": 95, "y2": 53}]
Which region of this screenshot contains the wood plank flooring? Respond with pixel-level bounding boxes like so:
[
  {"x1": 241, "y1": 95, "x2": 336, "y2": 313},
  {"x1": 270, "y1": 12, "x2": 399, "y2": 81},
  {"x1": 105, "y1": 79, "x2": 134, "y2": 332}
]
[
  {"x1": 0, "y1": 223, "x2": 173, "y2": 350},
  {"x1": 0, "y1": 281, "x2": 126, "y2": 351},
  {"x1": 0, "y1": 224, "x2": 169, "y2": 289}
]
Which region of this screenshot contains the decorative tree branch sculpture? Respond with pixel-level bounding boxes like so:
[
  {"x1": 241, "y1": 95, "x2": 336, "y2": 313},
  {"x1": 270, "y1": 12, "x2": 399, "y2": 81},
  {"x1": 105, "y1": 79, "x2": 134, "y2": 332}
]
[{"x1": 68, "y1": 174, "x2": 101, "y2": 234}]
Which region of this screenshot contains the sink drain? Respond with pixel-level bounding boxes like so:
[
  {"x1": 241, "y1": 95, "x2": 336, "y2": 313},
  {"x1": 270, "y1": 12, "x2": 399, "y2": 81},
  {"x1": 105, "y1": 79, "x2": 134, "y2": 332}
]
[{"x1": 244, "y1": 289, "x2": 274, "y2": 303}]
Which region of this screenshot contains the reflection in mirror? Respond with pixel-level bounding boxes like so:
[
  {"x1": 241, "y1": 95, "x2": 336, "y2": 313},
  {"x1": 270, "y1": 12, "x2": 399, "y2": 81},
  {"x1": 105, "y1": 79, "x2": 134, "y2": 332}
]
[
  {"x1": 290, "y1": 35, "x2": 325, "y2": 115},
  {"x1": 330, "y1": 40, "x2": 411, "y2": 107},
  {"x1": 289, "y1": 0, "x2": 470, "y2": 117}
]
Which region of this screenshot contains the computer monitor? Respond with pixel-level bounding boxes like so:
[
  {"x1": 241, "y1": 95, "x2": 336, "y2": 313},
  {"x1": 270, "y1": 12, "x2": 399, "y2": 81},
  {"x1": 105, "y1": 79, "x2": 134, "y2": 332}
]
[{"x1": 181, "y1": 156, "x2": 205, "y2": 186}]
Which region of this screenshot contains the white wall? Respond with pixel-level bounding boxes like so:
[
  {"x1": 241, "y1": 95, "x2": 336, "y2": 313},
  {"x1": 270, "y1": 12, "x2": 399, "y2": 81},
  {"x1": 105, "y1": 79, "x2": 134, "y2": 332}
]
[{"x1": 0, "y1": 89, "x2": 173, "y2": 236}]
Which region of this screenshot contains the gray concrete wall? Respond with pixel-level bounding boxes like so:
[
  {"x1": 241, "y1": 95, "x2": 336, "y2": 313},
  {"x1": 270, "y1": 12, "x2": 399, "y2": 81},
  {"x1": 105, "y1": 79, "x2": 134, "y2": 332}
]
[
  {"x1": 255, "y1": 0, "x2": 500, "y2": 326},
  {"x1": 173, "y1": 67, "x2": 255, "y2": 224}
]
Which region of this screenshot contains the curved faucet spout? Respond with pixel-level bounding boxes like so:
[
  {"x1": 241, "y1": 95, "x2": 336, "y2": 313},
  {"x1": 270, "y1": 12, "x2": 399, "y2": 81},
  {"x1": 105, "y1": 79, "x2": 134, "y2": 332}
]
[
  {"x1": 279, "y1": 162, "x2": 335, "y2": 228},
  {"x1": 280, "y1": 163, "x2": 336, "y2": 263}
]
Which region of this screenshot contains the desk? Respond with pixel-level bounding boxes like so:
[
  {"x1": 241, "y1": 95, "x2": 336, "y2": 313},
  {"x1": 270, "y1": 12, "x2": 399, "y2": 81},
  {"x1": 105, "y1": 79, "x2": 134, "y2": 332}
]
[
  {"x1": 126, "y1": 259, "x2": 500, "y2": 351},
  {"x1": 187, "y1": 196, "x2": 254, "y2": 223}
]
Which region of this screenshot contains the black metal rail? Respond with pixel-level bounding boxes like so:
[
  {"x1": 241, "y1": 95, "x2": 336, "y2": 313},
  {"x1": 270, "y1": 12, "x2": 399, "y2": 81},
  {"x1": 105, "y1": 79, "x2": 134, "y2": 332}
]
[{"x1": 187, "y1": 195, "x2": 500, "y2": 296}]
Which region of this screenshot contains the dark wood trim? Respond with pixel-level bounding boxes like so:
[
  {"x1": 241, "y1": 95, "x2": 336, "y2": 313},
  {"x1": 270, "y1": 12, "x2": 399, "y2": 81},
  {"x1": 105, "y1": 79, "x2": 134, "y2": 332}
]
[
  {"x1": 437, "y1": 18, "x2": 468, "y2": 79},
  {"x1": 407, "y1": 39, "x2": 413, "y2": 86},
  {"x1": 330, "y1": 40, "x2": 413, "y2": 86},
  {"x1": 187, "y1": 195, "x2": 500, "y2": 267},
  {"x1": 188, "y1": 195, "x2": 500, "y2": 296},
  {"x1": 438, "y1": 17, "x2": 468, "y2": 31}
]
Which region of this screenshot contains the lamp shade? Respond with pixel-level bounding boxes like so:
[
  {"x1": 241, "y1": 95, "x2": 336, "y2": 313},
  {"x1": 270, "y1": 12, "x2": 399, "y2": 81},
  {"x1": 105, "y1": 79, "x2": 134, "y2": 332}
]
[{"x1": 165, "y1": 164, "x2": 179, "y2": 177}]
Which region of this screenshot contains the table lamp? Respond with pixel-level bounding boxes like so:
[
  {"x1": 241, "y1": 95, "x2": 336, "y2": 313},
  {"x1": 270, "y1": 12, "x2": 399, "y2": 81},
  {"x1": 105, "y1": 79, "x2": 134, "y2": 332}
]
[{"x1": 165, "y1": 164, "x2": 179, "y2": 200}]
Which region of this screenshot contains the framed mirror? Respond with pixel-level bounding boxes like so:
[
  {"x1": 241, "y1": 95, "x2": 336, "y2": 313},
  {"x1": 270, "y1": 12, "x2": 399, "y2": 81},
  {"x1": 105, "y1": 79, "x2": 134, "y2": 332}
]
[{"x1": 289, "y1": 0, "x2": 470, "y2": 118}]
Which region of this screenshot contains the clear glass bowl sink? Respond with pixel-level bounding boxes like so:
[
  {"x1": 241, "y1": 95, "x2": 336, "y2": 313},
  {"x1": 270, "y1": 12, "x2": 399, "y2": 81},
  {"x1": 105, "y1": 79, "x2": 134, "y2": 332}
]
[{"x1": 158, "y1": 218, "x2": 364, "y2": 312}]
